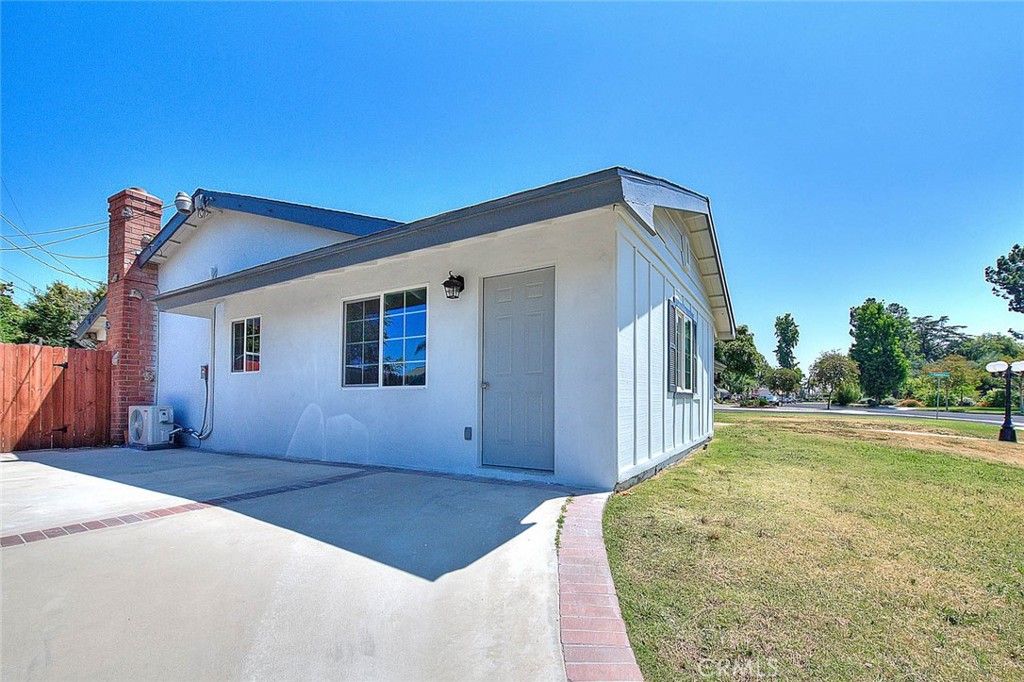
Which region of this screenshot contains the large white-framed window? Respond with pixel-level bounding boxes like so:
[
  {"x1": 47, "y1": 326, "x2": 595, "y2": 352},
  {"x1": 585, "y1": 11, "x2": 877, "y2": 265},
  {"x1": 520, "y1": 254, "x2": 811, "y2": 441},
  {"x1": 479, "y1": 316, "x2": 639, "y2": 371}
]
[
  {"x1": 231, "y1": 316, "x2": 261, "y2": 373},
  {"x1": 343, "y1": 287, "x2": 427, "y2": 387},
  {"x1": 667, "y1": 303, "x2": 696, "y2": 393}
]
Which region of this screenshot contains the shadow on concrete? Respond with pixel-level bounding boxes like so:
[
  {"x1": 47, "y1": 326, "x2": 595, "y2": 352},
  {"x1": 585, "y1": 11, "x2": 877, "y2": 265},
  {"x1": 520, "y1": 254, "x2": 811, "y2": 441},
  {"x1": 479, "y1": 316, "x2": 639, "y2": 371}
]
[{"x1": 8, "y1": 448, "x2": 572, "y2": 581}]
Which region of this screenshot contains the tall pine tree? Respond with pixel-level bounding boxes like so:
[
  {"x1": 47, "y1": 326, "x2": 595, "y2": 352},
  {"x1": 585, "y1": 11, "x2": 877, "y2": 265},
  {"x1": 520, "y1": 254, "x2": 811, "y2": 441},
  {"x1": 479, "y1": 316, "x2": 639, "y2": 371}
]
[{"x1": 774, "y1": 313, "x2": 800, "y2": 370}]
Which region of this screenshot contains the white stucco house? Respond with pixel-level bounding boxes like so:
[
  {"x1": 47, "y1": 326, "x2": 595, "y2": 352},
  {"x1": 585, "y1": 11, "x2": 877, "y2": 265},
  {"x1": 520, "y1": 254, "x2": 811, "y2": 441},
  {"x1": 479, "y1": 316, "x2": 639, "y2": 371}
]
[{"x1": 85, "y1": 168, "x2": 735, "y2": 490}]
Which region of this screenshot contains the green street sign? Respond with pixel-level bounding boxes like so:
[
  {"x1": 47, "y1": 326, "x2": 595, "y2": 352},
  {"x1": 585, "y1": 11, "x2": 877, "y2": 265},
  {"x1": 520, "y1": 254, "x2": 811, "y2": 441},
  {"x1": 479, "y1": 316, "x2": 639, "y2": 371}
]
[{"x1": 929, "y1": 372, "x2": 950, "y2": 378}]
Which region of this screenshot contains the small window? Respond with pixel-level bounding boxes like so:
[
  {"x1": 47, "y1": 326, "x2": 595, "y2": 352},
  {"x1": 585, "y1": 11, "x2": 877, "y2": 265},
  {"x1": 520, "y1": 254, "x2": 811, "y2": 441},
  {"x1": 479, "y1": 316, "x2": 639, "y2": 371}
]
[
  {"x1": 232, "y1": 316, "x2": 261, "y2": 373},
  {"x1": 667, "y1": 304, "x2": 696, "y2": 393},
  {"x1": 343, "y1": 287, "x2": 427, "y2": 387}
]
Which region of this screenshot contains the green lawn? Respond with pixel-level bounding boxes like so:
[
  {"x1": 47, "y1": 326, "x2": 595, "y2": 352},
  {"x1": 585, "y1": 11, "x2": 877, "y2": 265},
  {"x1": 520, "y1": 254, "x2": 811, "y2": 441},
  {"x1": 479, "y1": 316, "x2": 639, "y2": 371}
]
[{"x1": 605, "y1": 414, "x2": 1024, "y2": 681}]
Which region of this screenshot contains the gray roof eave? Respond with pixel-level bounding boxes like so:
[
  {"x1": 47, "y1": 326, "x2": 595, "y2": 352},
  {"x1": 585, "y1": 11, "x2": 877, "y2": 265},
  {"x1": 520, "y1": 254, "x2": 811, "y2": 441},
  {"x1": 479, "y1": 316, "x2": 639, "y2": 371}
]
[
  {"x1": 616, "y1": 173, "x2": 735, "y2": 339},
  {"x1": 153, "y1": 169, "x2": 628, "y2": 310},
  {"x1": 702, "y1": 200, "x2": 737, "y2": 339},
  {"x1": 152, "y1": 168, "x2": 735, "y2": 338},
  {"x1": 136, "y1": 190, "x2": 400, "y2": 268}
]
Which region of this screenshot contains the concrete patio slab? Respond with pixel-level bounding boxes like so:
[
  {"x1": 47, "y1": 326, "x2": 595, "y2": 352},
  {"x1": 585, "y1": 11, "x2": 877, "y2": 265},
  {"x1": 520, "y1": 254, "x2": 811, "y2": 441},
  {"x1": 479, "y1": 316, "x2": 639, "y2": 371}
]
[{"x1": 1, "y1": 447, "x2": 570, "y2": 681}]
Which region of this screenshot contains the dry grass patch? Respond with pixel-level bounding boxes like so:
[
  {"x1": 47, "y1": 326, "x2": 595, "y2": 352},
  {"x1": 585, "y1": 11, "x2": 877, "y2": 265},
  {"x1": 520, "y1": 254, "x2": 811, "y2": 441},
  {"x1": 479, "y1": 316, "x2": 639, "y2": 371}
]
[
  {"x1": 605, "y1": 416, "x2": 1024, "y2": 681},
  {"x1": 719, "y1": 413, "x2": 1024, "y2": 468}
]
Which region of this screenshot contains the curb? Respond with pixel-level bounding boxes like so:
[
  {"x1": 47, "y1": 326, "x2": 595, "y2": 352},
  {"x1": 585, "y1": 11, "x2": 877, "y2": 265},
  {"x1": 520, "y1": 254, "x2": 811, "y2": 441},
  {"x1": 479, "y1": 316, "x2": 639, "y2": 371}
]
[{"x1": 557, "y1": 492, "x2": 643, "y2": 682}]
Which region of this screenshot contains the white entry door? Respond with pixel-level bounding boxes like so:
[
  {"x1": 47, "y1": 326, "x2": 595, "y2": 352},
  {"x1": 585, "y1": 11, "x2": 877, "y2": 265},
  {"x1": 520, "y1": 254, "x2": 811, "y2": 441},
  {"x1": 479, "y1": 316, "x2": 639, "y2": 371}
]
[{"x1": 481, "y1": 267, "x2": 555, "y2": 471}]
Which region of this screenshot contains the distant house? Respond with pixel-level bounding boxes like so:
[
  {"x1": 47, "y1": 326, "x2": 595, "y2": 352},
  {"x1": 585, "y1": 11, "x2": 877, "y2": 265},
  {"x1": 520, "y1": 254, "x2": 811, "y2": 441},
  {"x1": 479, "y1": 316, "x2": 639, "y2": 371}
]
[{"x1": 79, "y1": 168, "x2": 735, "y2": 489}]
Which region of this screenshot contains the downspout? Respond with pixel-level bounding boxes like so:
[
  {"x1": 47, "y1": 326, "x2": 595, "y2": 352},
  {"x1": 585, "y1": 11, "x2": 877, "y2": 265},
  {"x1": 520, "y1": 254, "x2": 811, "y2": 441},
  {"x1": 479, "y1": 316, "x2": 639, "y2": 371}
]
[
  {"x1": 171, "y1": 302, "x2": 217, "y2": 443},
  {"x1": 201, "y1": 303, "x2": 218, "y2": 439}
]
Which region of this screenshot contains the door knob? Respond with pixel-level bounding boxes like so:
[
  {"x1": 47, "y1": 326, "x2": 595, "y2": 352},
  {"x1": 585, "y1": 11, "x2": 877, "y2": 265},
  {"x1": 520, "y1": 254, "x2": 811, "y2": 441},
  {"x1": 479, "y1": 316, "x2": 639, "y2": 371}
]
[{"x1": 481, "y1": 381, "x2": 490, "y2": 390}]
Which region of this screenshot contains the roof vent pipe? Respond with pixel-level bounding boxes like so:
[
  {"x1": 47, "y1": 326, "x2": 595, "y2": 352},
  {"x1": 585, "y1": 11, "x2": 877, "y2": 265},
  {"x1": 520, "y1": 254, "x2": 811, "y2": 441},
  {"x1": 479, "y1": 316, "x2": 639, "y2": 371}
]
[{"x1": 174, "y1": 191, "x2": 193, "y2": 215}]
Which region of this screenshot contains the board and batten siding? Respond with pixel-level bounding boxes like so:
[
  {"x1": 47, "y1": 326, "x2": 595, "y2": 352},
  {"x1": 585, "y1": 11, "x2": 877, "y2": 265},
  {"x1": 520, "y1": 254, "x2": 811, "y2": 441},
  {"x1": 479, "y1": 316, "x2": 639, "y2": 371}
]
[{"x1": 616, "y1": 210, "x2": 715, "y2": 479}]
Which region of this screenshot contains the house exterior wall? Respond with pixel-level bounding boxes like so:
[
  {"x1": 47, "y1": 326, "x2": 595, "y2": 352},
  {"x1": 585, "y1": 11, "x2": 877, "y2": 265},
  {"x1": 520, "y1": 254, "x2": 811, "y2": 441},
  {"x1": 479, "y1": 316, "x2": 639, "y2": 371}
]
[
  {"x1": 615, "y1": 209, "x2": 715, "y2": 481},
  {"x1": 157, "y1": 312, "x2": 210, "y2": 430},
  {"x1": 156, "y1": 209, "x2": 620, "y2": 489},
  {"x1": 158, "y1": 211, "x2": 356, "y2": 292},
  {"x1": 156, "y1": 209, "x2": 357, "y2": 437}
]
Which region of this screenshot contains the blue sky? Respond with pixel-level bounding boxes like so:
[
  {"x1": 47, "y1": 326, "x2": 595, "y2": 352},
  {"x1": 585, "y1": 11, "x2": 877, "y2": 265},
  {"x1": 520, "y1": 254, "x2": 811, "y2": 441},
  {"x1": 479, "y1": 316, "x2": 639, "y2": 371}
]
[{"x1": 2, "y1": 2, "x2": 1021, "y2": 367}]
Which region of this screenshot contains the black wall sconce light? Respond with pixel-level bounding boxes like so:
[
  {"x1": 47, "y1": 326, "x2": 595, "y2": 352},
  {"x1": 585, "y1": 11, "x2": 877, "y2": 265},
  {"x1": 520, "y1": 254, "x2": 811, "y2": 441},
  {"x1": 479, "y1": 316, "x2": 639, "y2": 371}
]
[{"x1": 442, "y1": 271, "x2": 465, "y2": 300}]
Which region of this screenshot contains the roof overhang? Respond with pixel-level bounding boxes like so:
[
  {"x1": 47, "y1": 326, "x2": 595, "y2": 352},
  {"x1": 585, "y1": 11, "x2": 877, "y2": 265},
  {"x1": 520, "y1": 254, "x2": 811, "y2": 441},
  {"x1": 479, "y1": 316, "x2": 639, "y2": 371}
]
[
  {"x1": 72, "y1": 294, "x2": 107, "y2": 344},
  {"x1": 616, "y1": 176, "x2": 735, "y2": 340},
  {"x1": 136, "y1": 190, "x2": 400, "y2": 268},
  {"x1": 153, "y1": 168, "x2": 736, "y2": 338}
]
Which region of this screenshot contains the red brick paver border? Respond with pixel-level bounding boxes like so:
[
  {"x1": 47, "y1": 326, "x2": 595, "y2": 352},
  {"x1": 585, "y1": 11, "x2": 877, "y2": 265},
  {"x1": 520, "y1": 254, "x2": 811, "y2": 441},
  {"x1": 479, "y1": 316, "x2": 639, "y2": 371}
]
[
  {"x1": 0, "y1": 470, "x2": 370, "y2": 549},
  {"x1": 558, "y1": 493, "x2": 643, "y2": 682}
]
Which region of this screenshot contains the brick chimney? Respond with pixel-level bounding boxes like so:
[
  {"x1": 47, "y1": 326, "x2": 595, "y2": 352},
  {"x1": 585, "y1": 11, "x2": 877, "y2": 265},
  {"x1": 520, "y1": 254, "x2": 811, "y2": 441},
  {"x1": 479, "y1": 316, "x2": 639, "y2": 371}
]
[{"x1": 106, "y1": 188, "x2": 162, "y2": 443}]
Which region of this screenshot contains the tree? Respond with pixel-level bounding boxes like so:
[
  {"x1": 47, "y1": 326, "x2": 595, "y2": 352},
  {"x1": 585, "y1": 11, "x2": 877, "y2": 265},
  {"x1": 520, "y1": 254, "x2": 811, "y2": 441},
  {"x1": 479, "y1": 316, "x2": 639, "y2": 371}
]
[
  {"x1": 885, "y1": 302, "x2": 910, "y2": 320},
  {"x1": 883, "y1": 301, "x2": 919, "y2": 362},
  {"x1": 766, "y1": 367, "x2": 802, "y2": 400},
  {"x1": 911, "y1": 315, "x2": 969, "y2": 362},
  {"x1": 0, "y1": 282, "x2": 26, "y2": 343},
  {"x1": 809, "y1": 350, "x2": 860, "y2": 409},
  {"x1": 774, "y1": 313, "x2": 800, "y2": 370},
  {"x1": 19, "y1": 281, "x2": 103, "y2": 347},
  {"x1": 985, "y1": 244, "x2": 1024, "y2": 314},
  {"x1": 849, "y1": 298, "x2": 910, "y2": 401},
  {"x1": 959, "y1": 333, "x2": 1024, "y2": 364},
  {"x1": 715, "y1": 324, "x2": 768, "y2": 397},
  {"x1": 922, "y1": 355, "x2": 984, "y2": 405}
]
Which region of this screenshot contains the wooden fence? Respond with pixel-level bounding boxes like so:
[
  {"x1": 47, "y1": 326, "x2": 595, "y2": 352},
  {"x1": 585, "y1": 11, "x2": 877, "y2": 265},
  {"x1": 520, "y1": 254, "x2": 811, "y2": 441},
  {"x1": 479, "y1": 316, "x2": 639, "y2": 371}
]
[{"x1": 0, "y1": 343, "x2": 112, "y2": 452}]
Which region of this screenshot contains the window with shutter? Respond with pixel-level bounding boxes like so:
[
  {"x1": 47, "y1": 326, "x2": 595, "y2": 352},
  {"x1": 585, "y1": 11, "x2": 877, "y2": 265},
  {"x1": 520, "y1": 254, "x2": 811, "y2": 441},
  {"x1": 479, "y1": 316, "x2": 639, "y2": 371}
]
[{"x1": 668, "y1": 301, "x2": 697, "y2": 393}]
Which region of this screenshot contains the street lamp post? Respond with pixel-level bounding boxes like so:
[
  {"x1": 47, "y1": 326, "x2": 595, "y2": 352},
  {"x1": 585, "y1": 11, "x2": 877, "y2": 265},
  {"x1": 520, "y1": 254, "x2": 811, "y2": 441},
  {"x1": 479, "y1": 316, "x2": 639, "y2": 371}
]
[{"x1": 986, "y1": 360, "x2": 1024, "y2": 443}]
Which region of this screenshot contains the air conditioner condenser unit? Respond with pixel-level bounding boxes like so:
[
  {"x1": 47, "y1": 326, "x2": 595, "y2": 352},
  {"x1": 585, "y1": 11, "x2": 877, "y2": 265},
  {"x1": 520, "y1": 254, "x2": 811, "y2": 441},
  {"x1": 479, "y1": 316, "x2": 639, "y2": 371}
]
[{"x1": 127, "y1": 405, "x2": 177, "y2": 450}]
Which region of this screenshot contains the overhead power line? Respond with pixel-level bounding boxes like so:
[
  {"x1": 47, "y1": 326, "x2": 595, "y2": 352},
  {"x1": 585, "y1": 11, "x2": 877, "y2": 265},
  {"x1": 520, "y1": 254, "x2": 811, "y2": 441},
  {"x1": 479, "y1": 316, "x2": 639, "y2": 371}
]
[
  {"x1": 0, "y1": 177, "x2": 30, "y2": 231},
  {"x1": 0, "y1": 220, "x2": 107, "y2": 250},
  {"x1": 0, "y1": 265, "x2": 41, "y2": 293},
  {"x1": 1, "y1": 181, "x2": 105, "y2": 287},
  {"x1": 0, "y1": 177, "x2": 173, "y2": 287},
  {"x1": 0, "y1": 233, "x2": 103, "y2": 286},
  {"x1": 1, "y1": 215, "x2": 102, "y2": 284},
  {"x1": 48, "y1": 252, "x2": 106, "y2": 260},
  {"x1": 1, "y1": 175, "x2": 171, "y2": 237},
  {"x1": 0, "y1": 202, "x2": 171, "y2": 237},
  {"x1": 1, "y1": 216, "x2": 109, "y2": 236},
  {"x1": 0, "y1": 207, "x2": 103, "y2": 286}
]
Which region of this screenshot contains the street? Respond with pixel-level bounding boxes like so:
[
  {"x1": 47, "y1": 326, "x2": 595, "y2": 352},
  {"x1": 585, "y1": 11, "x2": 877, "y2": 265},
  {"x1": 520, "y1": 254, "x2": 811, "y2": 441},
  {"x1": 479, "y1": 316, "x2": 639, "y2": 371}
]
[{"x1": 718, "y1": 402, "x2": 1019, "y2": 427}]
